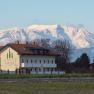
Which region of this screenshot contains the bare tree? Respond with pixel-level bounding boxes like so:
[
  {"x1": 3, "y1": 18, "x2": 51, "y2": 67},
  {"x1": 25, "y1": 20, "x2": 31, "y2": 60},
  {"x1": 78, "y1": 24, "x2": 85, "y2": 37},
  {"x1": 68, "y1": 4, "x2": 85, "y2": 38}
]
[
  {"x1": 40, "y1": 39, "x2": 51, "y2": 48},
  {"x1": 52, "y1": 40, "x2": 72, "y2": 71},
  {"x1": 30, "y1": 38, "x2": 51, "y2": 48}
]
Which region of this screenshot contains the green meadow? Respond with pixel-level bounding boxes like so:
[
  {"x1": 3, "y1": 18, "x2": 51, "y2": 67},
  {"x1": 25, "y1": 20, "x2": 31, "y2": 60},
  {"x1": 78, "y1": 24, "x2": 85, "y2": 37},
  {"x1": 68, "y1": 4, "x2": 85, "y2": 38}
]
[
  {"x1": 0, "y1": 73, "x2": 94, "y2": 94},
  {"x1": 0, "y1": 81, "x2": 94, "y2": 94},
  {"x1": 0, "y1": 73, "x2": 94, "y2": 79}
]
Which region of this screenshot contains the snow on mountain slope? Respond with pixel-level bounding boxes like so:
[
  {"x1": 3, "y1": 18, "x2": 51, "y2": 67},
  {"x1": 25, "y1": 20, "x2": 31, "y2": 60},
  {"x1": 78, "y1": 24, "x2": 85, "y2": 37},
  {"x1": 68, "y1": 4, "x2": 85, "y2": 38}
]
[
  {"x1": 27, "y1": 25, "x2": 72, "y2": 42},
  {"x1": 62, "y1": 25, "x2": 94, "y2": 48},
  {"x1": 0, "y1": 25, "x2": 94, "y2": 49},
  {"x1": 0, "y1": 27, "x2": 27, "y2": 45}
]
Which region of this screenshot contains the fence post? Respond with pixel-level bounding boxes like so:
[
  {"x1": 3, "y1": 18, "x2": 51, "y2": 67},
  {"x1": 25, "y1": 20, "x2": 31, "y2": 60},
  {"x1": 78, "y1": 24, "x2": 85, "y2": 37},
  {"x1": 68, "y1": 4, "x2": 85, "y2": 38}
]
[
  {"x1": 7, "y1": 70, "x2": 9, "y2": 74},
  {"x1": 0, "y1": 70, "x2": 2, "y2": 74}
]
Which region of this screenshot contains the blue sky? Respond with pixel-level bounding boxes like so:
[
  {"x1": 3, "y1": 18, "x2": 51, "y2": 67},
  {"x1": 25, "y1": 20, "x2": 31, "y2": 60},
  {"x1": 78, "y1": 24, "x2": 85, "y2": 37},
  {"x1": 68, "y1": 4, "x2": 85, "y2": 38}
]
[{"x1": 0, "y1": 0, "x2": 94, "y2": 32}]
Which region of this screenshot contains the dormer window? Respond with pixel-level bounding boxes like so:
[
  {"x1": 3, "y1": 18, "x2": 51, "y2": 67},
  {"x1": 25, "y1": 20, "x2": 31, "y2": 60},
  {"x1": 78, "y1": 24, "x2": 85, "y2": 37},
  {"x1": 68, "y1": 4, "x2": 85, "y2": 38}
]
[
  {"x1": 32, "y1": 50, "x2": 37, "y2": 54},
  {"x1": 37, "y1": 50, "x2": 40, "y2": 54},
  {"x1": 40, "y1": 50, "x2": 43, "y2": 54},
  {"x1": 43, "y1": 50, "x2": 48, "y2": 54}
]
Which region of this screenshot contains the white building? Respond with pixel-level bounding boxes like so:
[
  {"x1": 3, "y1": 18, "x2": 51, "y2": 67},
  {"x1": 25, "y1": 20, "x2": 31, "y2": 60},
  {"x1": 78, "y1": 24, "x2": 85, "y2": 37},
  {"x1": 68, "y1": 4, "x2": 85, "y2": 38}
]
[{"x1": 0, "y1": 43, "x2": 59, "y2": 74}]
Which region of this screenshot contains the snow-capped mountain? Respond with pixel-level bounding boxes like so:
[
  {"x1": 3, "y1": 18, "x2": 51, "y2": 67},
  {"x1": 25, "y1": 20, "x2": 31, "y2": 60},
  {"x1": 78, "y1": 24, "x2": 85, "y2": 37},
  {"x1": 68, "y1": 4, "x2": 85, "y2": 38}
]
[
  {"x1": 0, "y1": 25, "x2": 94, "y2": 49},
  {"x1": 1, "y1": 24, "x2": 94, "y2": 62}
]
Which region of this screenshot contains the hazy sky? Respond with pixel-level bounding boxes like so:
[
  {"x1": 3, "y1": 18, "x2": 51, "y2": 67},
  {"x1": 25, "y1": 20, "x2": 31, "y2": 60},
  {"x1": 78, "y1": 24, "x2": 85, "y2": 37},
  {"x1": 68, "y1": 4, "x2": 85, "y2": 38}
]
[{"x1": 0, "y1": 0, "x2": 94, "y2": 32}]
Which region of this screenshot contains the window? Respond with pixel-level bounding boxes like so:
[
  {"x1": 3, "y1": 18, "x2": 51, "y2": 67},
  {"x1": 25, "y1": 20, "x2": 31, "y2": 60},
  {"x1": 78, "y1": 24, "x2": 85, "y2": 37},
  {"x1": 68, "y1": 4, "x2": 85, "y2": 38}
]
[
  {"x1": 48, "y1": 60, "x2": 49, "y2": 63},
  {"x1": 7, "y1": 53, "x2": 8, "y2": 59},
  {"x1": 33, "y1": 50, "x2": 37, "y2": 54},
  {"x1": 35, "y1": 68, "x2": 37, "y2": 71},
  {"x1": 38, "y1": 50, "x2": 40, "y2": 54},
  {"x1": 40, "y1": 60, "x2": 41, "y2": 63},
  {"x1": 40, "y1": 50, "x2": 43, "y2": 54},
  {"x1": 9, "y1": 50, "x2": 11, "y2": 58},
  {"x1": 27, "y1": 60, "x2": 28, "y2": 63},
  {"x1": 35, "y1": 60, "x2": 37, "y2": 63},
  {"x1": 47, "y1": 68, "x2": 49, "y2": 71},
  {"x1": 31, "y1": 60, "x2": 32, "y2": 63},
  {"x1": 31, "y1": 68, "x2": 32, "y2": 71},
  {"x1": 52, "y1": 60, "x2": 53, "y2": 63},
  {"x1": 22, "y1": 59, "x2": 24, "y2": 63},
  {"x1": 44, "y1": 50, "x2": 48, "y2": 54},
  {"x1": 7, "y1": 50, "x2": 13, "y2": 59},
  {"x1": 39, "y1": 68, "x2": 41, "y2": 71},
  {"x1": 11, "y1": 53, "x2": 13, "y2": 58},
  {"x1": 44, "y1": 60, "x2": 45, "y2": 63},
  {"x1": 34, "y1": 50, "x2": 37, "y2": 54}
]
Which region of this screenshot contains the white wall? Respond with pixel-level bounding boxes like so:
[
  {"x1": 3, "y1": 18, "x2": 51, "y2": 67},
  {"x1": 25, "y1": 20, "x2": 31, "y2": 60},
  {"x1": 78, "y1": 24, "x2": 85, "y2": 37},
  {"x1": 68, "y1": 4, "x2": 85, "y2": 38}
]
[{"x1": 20, "y1": 55, "x2": 56, "y2": 68}]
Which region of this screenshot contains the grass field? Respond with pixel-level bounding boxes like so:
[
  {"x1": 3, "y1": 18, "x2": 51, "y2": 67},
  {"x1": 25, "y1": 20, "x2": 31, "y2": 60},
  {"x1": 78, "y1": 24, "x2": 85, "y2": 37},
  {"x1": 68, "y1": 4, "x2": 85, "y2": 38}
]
[
  {"x1": 1, "y1": 73, "x2": 94, "y2": 79},
  {"x1": 0, "y1": 80, "x2": 94, "y2": 94}
]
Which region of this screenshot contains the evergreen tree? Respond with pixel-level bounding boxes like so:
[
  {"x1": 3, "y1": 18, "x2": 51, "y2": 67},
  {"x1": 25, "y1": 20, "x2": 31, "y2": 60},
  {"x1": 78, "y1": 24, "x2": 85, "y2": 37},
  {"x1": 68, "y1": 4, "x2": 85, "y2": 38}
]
[
  {"x1": 75, "y1": 53, "x2": 90, "y2": 68},
  {"x1": 79, "y1": 53, "x2": 90, "y2": 68}
]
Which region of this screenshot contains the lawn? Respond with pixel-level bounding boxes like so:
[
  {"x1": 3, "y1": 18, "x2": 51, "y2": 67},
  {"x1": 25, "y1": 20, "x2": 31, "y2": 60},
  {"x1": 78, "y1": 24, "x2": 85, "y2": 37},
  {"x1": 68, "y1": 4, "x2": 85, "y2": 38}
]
[{"x1": 0, "y1": 81, "x2": 94, "y2": 94}]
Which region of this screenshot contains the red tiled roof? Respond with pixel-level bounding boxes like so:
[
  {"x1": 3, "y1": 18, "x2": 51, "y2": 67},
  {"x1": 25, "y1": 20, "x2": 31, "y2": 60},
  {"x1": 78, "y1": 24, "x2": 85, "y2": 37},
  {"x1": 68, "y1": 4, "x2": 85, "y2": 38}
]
[
  {"x1": 0, "y1": 46, "x2": 4, "y2": 49},
  {"x1": 0, "y1": 43, "x2": 59, "y2": 56}
]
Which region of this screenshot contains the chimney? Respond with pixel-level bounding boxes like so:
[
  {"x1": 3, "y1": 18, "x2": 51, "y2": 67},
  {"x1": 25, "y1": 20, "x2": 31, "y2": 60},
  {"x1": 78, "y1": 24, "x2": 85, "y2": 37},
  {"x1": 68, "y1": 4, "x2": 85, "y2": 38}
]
[
  {"x1": 16, "y1": 40, "x2": 19, "y2": 44},
  {"x1": 26, "y1": 41, "x2": 28, "y2": 45},
  {"x1": 33, "y1": 42, "x2": 36, "y2": 46}
]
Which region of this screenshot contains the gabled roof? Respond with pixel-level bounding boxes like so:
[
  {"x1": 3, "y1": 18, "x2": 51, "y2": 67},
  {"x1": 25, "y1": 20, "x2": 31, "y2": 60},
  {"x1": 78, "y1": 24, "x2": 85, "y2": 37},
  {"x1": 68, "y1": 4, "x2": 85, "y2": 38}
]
[
  {"x1": 0, "y1": 46, "x2": 4, "y2": 50},
  {"x1": 0, "y1": 43, "x2": 59, "y2": 56}
]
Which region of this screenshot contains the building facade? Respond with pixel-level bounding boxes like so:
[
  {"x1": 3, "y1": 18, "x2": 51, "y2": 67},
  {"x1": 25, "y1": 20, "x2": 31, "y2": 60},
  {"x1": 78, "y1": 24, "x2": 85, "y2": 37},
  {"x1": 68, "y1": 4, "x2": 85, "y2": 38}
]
[{"x1": 0, "y1": 43, "x2": 59, "y2": 74}]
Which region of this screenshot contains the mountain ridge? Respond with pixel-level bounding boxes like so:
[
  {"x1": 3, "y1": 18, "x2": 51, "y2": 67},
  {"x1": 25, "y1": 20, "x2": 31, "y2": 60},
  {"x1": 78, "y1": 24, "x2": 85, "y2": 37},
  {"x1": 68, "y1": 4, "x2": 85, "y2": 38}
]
[{"x1": 0, "y1": 25, "x2": 94, "y2": 49}]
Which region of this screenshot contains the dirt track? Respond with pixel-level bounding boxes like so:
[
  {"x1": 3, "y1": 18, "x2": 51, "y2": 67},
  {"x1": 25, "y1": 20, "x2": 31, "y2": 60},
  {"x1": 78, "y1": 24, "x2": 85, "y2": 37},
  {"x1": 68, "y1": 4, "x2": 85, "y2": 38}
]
[{"x1": 1, "y1": 77, "x2": 94, "y2": 82}]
